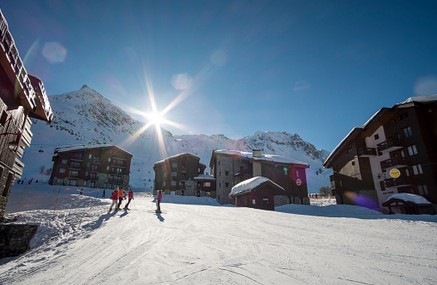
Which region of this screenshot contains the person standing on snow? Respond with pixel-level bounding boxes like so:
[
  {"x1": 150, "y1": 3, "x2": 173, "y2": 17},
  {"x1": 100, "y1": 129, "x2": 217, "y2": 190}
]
[
  {"x1": 156, "y1": 190, "x2": 162, "y2": 213},
  {"x1": 109, "y1": 189, "x2": 118, "y2": 212},
  {"x1": 116, "y1": 187, "x2": 126, "y2": 210},
  {"x1": 124, "y1": 189, "x2": 134, "y2": 210}
]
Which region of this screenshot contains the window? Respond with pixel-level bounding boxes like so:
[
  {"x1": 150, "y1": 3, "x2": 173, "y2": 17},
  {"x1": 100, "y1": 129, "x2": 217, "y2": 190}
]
[
  {"x1": 172, "y1": 172, "x2": 177, "y2": 177},
  {"x1": 374, "y1": 134, "x2": 379, "y2": 140},
  {"x1": 72, "y1": 152, "x2": 83, "y2": 160},
  {"x1": 71, "y1": 161, "x2": 81, "y2": 168},
  {"x1": 412, "y1": 164, "x2": 423, "y2": 175},
  {"x1": 172, "y1": 162, "x2": 177, "y2": 168},
  {"x1": 225, "y1": 171, "x2": 229, "y2": 176},
  {"x1": 218, "y1": 183, "x2": 222, "y2": 188},
  {"x1": 225, "y1": 182, "x2": 229, "y2": 188},
  {"x1": 69, "y1": 180, "x2": 77, "y2": 186},
  {"x1": 407, "y1": 145, "x2": 418, "y2": 156},
  {"x1": 70, "y1": 170, "x2": 79, "y2": 177},
  {"x1": 171, "y1": 181, "x2": 177, "y2": 186},
  {"x1": 59, "y1": 168, "x2": 66, "y2": 174},
  {"x1": 61, "y1": 159, "x2": 68, "y2": 165},
  {"x1": 418, "y1": 185, "x2": 429, "y2": 196},
  {"x1": 403, "y1": 127, "x2": 413, "y2": 138},
  {"x1": 91, "y1": 164, "x2": 98, "y2": 171},
  {"x1": 296, "y1": 170, "x2": 300, "y2": 178},
  {"x1": 203, "y1": 182, "x2": 211, "y2": 187}
]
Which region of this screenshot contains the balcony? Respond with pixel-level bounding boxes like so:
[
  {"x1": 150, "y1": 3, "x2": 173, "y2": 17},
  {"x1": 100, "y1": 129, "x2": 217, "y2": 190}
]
[
  {"x1": 0, "y1": 11, "x2": 37, "y2": 111},
  {"x1": 29, "y1": 75, "x2": 54, "y2": 123},
  {"x1": 384, "y1": 176, "x2": 412, "y2": 188},
  {"x1": 380, "y1": 157, "x2": 409, "y2": 170},
  {"x1": 357, "y1": 147, "x2": 377, "y2": 157},
  {"x1": 377, "y1": 138, "x2": 403, "y2": 154}
]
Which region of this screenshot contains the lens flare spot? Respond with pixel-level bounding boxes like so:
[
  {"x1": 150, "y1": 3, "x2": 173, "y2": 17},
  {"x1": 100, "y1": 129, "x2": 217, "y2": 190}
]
[
  {"x1": 42, "y1": 41, "x2": 67, "y2": 64},
  {"x1": 345, "y1": 191, "x2": 379, "y2": 210}
]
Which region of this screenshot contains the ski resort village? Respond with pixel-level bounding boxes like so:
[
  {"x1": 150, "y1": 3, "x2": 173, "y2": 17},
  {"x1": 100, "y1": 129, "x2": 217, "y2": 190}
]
[{"x1": 1, "y1": 5, "x2": 437, "y2": 285}]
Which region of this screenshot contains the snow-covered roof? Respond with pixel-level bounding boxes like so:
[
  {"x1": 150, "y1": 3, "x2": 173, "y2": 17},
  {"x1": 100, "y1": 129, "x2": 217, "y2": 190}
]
[
  {"x1": 214, "y1": 149, "x2": 308, "y2": 166},
  {"x1": 55, "y1": 144, "x2": 131, "y2": 155},
  {"x1": 383, "y1": 193, "x2": 431, "y2": 205},
  {"x1": 398, "y1": 94, "x2": 437, "y2": 105},
  {"x1": 154, "y1": 152, "x2": 200, "y2": 165},
  {"x1": 194, "y1": 174, "x2": 215, "y2": 181},
  {"x1": 229, "y1": 176, "x2": 284, "y2": 197}
]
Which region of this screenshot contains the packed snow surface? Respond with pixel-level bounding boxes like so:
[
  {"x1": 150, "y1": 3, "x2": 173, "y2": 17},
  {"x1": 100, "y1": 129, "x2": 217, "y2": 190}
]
[{"x1": 1, "y1": 183, "x2": 437, "y2": 285}]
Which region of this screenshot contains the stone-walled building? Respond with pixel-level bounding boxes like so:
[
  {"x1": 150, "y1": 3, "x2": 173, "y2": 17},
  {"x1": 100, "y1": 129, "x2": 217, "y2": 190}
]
[
  {"x1": 0, "y1": 10, "x2": 53, "y2": 220},
  {"x1": 210, "y1": 149, "x2": 309, "y2": 205},
  {"x1": 49, "y1": 145, "x2": 132, "y2": 190}
]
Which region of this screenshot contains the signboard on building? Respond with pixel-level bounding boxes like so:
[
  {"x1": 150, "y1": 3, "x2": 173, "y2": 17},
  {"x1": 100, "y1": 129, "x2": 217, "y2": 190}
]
[
  {"x1": 389, "y1": 168, "x2": 401, "y2": 179},
  {"x1": 296, "y1": 178, "x2": 302, "y2": 186}
]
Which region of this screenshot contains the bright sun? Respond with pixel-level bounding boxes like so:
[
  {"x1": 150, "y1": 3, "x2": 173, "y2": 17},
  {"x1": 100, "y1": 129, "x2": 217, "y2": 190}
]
[{"x1": 147, "y1": 111, "x2": 165, "y2": 127}]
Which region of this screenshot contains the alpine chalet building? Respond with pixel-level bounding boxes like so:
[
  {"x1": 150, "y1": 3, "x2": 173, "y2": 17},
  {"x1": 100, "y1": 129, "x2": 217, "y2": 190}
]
[
  {"x1": 153, "y1": 153, "x2": 209, "y2": 196},
  {"x1": 210, "y1": 149, "x2": 309, "y2": 205},
  {"x1": 49, "y1": 145, "x2": 132, "y2": 189},
  {"x1": 0, "y1": 10, "x2": 53, "y2": 220},
  {"x1": 324, "y1": 95, "x2": 437, "y2": 211}
]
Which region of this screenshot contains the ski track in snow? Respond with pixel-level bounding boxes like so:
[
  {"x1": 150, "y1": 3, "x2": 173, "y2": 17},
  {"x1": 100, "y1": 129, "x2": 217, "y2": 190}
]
[{"x1": 1, "y1": 186, "x2": 437, "y2": 284}]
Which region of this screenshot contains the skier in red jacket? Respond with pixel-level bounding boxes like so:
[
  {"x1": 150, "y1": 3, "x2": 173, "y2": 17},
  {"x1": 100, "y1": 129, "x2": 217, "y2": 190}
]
[
  {"x1": 124, "y1": 189, "x2": 134, "y2": 210},
  {"x1": 109, "y1": 189, "x2": 118, "y2": 212}
]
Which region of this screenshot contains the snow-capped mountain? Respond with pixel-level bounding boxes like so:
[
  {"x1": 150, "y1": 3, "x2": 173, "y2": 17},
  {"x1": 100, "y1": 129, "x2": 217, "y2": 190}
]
[{"x1": 24, "y1": 85, "x2": 332, "y2": 192}]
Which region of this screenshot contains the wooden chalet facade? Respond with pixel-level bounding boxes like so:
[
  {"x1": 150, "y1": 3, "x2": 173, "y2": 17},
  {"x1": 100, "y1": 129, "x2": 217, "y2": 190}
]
[
  {"x1": 0, "y1": 10, "x2": 53, "y2": 220},
  {"x1": 153, "y1": 153, "x2": 207, "y2": 196},
  {"x1": 229, "y1": 176, "x2": 286, "y2": 211},
  {"x1": 49, "y1": 145, "x2": 132, "y2": 189},
  {"x1": 210, "y1": 149, "x2": 309, "y2": 205},
  {"x1": 324, "y1": 95, "x2": 437, "y2": 212}
]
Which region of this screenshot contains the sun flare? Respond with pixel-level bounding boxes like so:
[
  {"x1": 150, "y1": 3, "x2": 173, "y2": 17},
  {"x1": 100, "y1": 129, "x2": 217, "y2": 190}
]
[{"x1": 146, "y1": 111, "x2": 165, "y2": 127}]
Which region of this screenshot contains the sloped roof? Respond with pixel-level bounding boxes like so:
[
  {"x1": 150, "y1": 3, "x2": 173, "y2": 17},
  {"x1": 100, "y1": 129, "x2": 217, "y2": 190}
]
[
  {"x1": 212, "y1": 149, "x2": 308, "y2": 167},
  {"x1": 54, "y1": 144, "x2": 132, "y2": 155},
  {"x1": 382, "y1": 193, "x2": 431, "y2": 206},
  {"x1": 229, "y1": 176, "x2": 284, "y2": 197},
  {"x1": 154, "y1": 152, "x2": 200, "y2": 166}
]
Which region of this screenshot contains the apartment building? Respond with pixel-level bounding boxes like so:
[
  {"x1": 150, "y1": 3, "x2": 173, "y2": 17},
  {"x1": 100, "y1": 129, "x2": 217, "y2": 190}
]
[
  {"x1": 210, "y1": 149, "x2": 309, "y2": 205},
  {"x1": 0, "y1": 10, "x2": 53, "y2": 220},
  {"x1": 49, "y1": 145, "x2": 132, "y2": 189},
  {"x1": 324, "y1": 95, "x2": 437, "y2": 211},
  {"x1": 153, "y1": 153, "x2": 207, "y2": 196}
]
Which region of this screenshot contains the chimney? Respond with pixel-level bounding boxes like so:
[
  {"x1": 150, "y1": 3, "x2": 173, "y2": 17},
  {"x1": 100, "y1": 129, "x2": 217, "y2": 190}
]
[
  {"x1": 252, "y1": 149, "x2": 262, "y2": 158},
  {"x1": 252, "y1": 149, "x2": 262, "y2": 176}
]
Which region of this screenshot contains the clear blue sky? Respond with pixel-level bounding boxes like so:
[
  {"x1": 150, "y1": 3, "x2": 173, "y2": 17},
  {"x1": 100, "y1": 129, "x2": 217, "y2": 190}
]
[{"x1": 2, "y1": 0, "x2": 437, "y2": 151}]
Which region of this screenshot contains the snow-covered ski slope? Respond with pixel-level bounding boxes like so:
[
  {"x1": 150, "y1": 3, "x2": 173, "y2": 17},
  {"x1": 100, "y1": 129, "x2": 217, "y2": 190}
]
[{"x1": 1, "y1": 183, "x2": 437, "y2": 284}]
